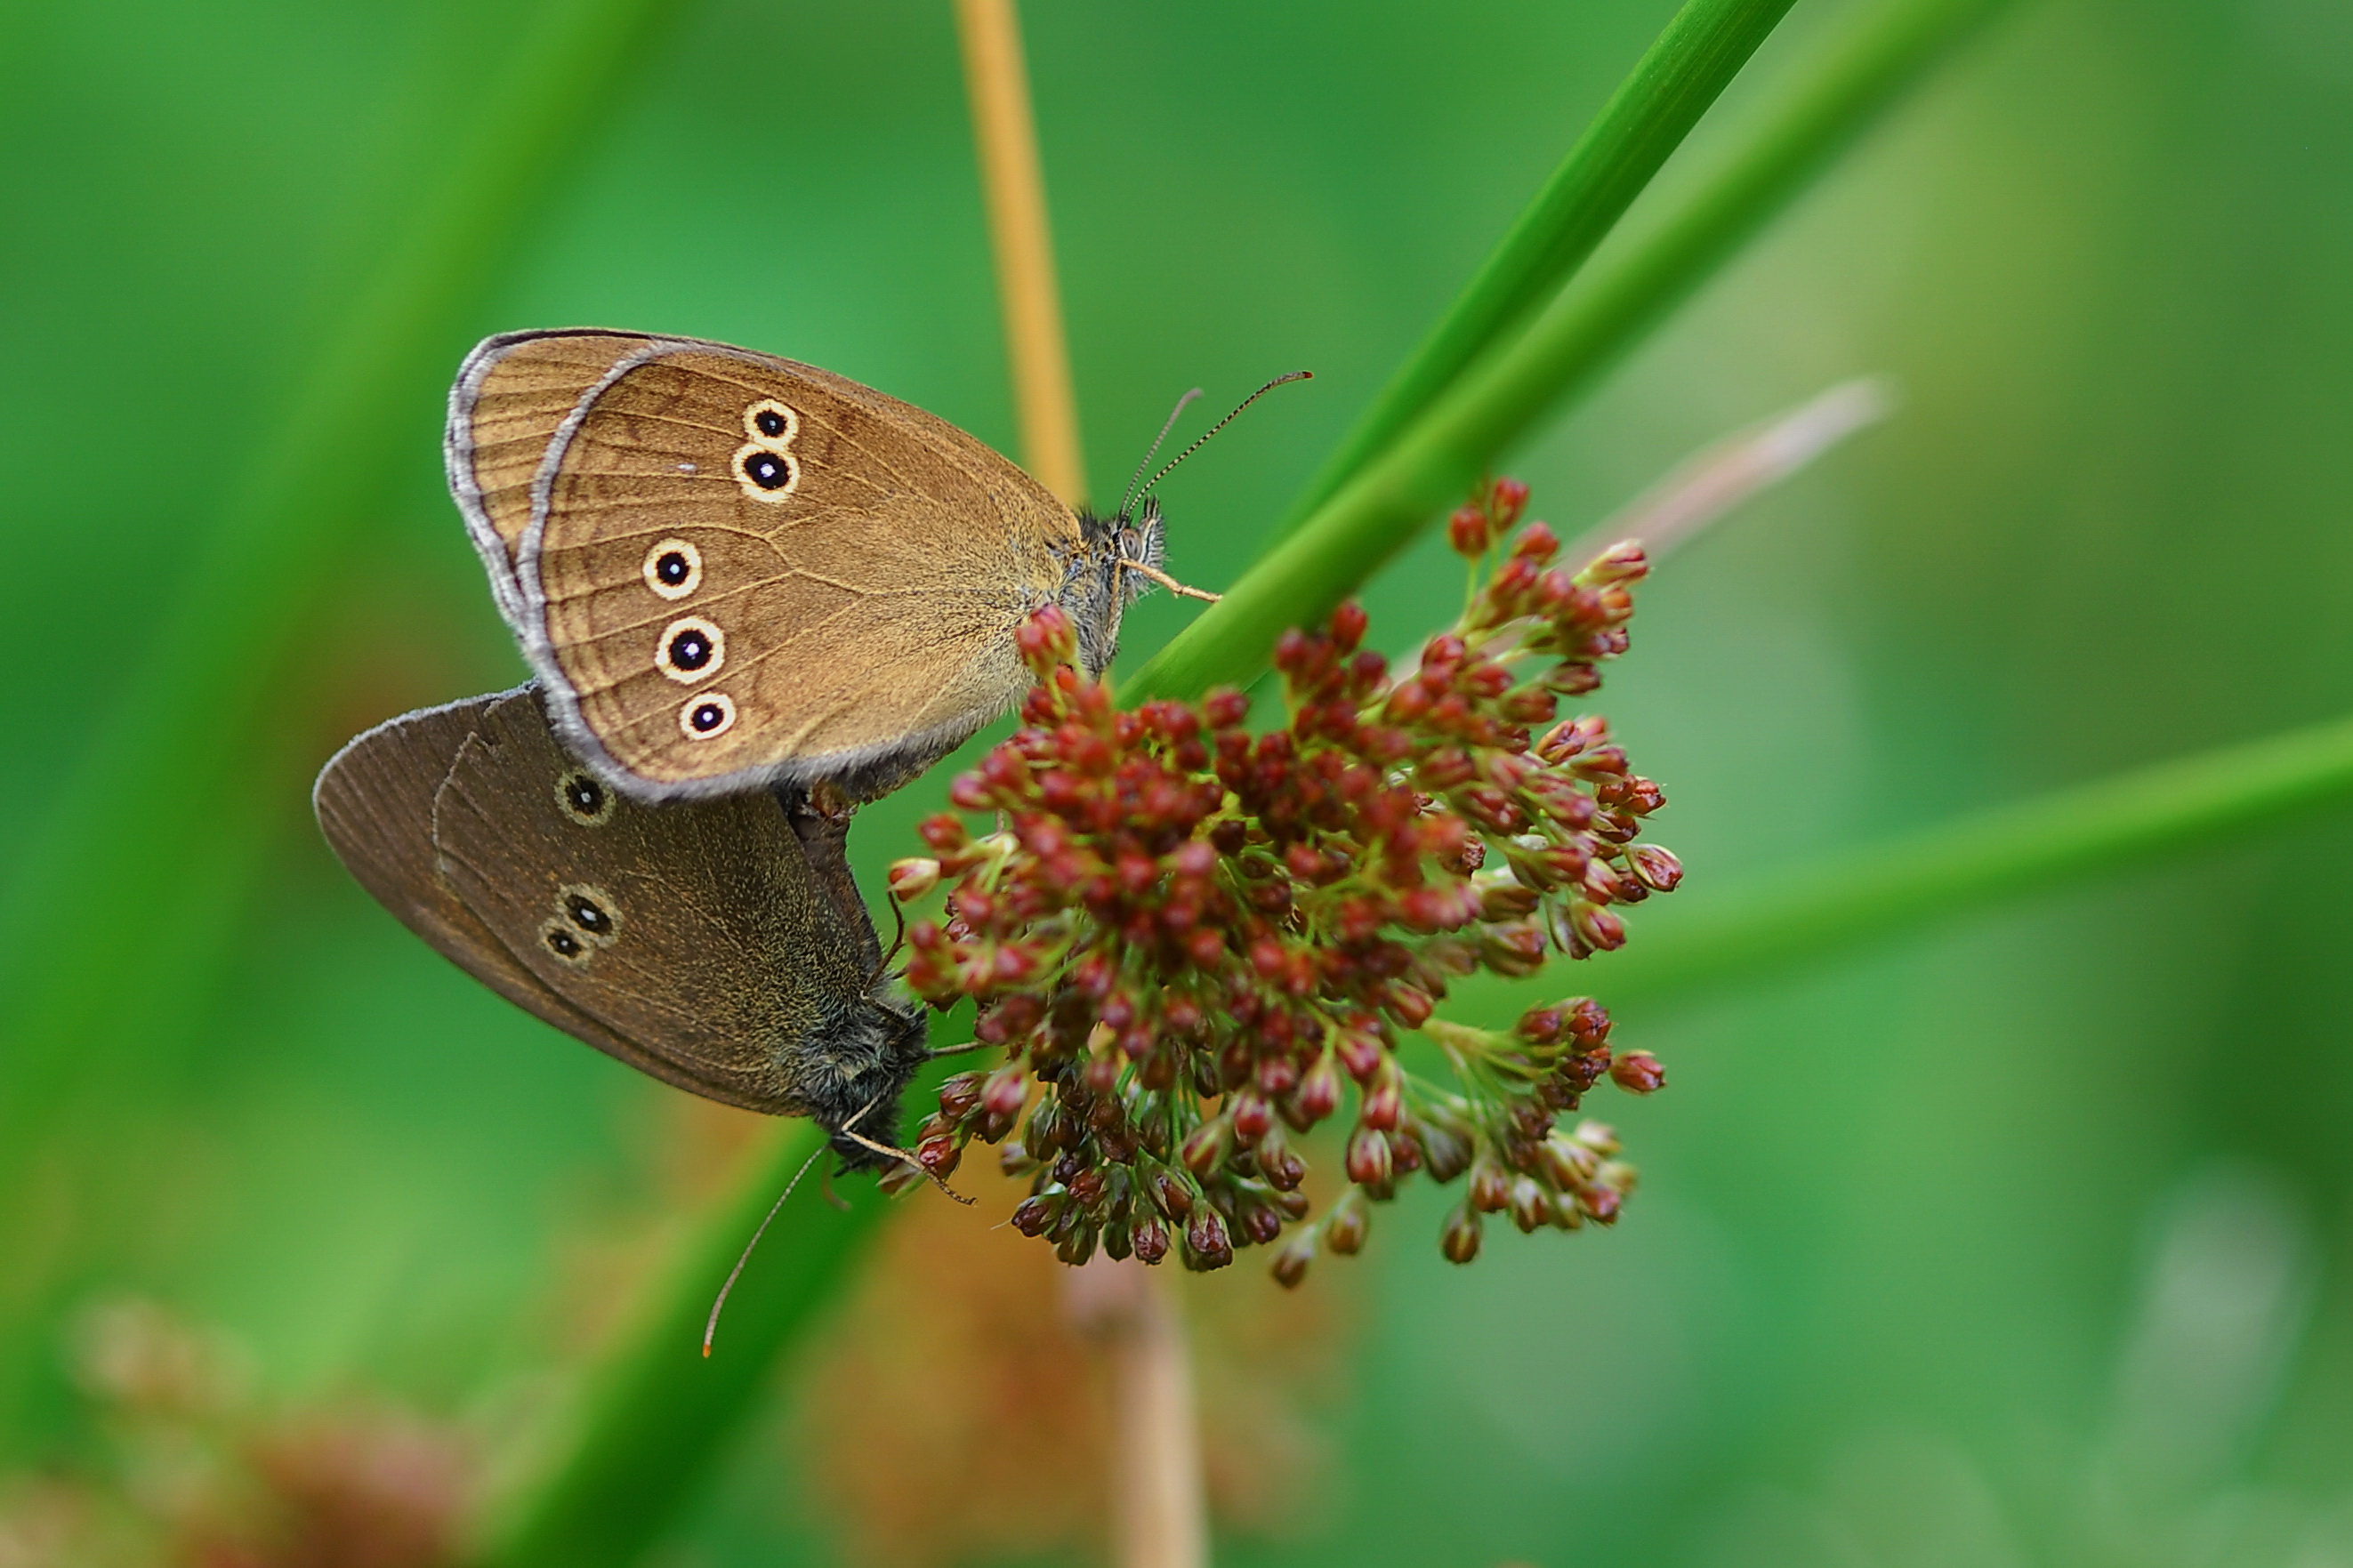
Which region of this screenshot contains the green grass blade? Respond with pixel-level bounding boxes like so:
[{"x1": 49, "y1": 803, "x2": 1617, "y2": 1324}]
[
  {"x1": 1282, "y1": 0, "x2": 1798, "y2": 533},
  {"x1": 1128, "y1": 0, "x2": 2016, "y2": 704},
  {"x1": 476, "y1": 1123, "x2": 891, "y2": 1568},
  {"x1": 0, "y1": 0, "x2": 678, "y2": 1160},
  {"x1": 1511, "y1": 712, "x2": 2353, "y2": 1011}
]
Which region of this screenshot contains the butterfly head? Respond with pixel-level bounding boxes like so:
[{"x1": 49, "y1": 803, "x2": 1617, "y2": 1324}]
[
  {"x1": 810, "y1": 985, "x2": 931, "y2": 1170},
  {"x1": 1060, "y1": 498, "x2": 1167, "y2": 679}
]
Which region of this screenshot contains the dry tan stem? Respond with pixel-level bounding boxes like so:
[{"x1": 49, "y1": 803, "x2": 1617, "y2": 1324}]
[
  {"x1": 955, "y1": 6, "x2": 1205, "y2": 1561},
  {"x1": 1395, "y1": 377, "x2": 1895, "y2": 687},
  {"x1": 955, "y1": 0, "x2": 1088, "y2": 504},
  {"x1": 1065, "y1": 1257, "x2": 1208, "y2": 1568}
]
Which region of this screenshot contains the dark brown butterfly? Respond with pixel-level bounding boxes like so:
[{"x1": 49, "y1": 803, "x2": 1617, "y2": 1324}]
[
  {"x1": 311, "y1": 683, "x2": 929, "y2": 1167},
  {"x1": 444, "y1": 329, "x2": 1196, "y2": 804}
]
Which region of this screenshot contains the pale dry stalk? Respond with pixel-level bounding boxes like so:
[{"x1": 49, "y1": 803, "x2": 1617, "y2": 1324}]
[
  {"x1": 1064, "y1": 1257, "x2": 1208, "y2": 1568},
  {"x1": 955, "y1": 0, "x2": 1088, "y2": 504},
  {"x1": 954, "y1": 5, "x2": 1210, "y2": 1564}
]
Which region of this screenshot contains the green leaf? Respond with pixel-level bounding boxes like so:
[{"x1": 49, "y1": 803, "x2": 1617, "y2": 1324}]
[
  {"x1": 1127, "y1": 0, "x2": 2018, "y2": 704},
  {"x1": 1486, "y1": 710, "x2": 2353, "y2": 1014},
  {"x1": 1281, "y1": 0, "x2": 1800, "y2": 535},
  {"x1": 0, "y1": 0, "x2": 681, "y2": 1175},
  {"x1": 475, "y1": 1122, "x2": 890, "y2": 1568}
]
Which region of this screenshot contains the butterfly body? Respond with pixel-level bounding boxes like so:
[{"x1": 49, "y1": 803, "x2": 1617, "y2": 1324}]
[
  {"x1": 312, "y1": 684, "x2": 928, "y2": 1166},
  {"x1": 447, "y1": 329, "x2": 1164, "y2": 804}
]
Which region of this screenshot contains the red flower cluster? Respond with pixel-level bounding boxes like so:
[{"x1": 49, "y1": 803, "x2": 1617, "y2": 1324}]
[{"x1": 888, "y1": 479, "x2": 1678, "y2": 1281}]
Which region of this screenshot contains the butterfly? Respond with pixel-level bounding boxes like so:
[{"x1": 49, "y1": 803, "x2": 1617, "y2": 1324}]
[
  {"x1": 312, "y1": 682, "x2": 930, "y2": 1169},
  {"x1": 444, "y1": 329, "x2": 1207, "y2": 805}
]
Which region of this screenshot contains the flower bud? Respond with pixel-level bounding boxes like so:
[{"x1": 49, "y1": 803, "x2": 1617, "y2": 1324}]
[
  {"x1": 981, "y1": 1066, "x2": 1028, "y2": 1122},
  {"x1": 1439, "y1": 1203, "x2": 1484, "y2": 1264},
  {"x1": 1231, "y1": 1091, "x2": 1273, "y2": 1144},
  {"x1": 1295, "y1": 1053, "x2": 1342, "y2": 1122},
  {"x1": 1476, "y1": 870, "x2": 1541, "y2": 920},
  {"x1": 1260, "y1": 1137, "x2": 1308, "y2": 1194},
  {"x1": 1447, "y1": 504, "x2": 1491, "y2": 557},
  {"x1": 1016, "y1": 603, "x2": 1079, "y2": 671},
  {"x1": 1627, "y1": 845, "x2": 1683, "y2": 892},
  {"x1": 1255, "y1": 1053, "x2": 1300, "y2": 1097},
  {"x1": 1185, "y1": 1209, "x2": 1234, "y2": 1270},
  {"x1": 1609, "y1": 1050, "x2": 1665, "y2": 1093},
  {"x1": 1509, "y1": 1176, "x2": 1550, "y2": 1234},
  {"x1": 1468, "y1": 1154, "x2": 1511, "y2": 1214},
  {"x1": 1384, "y1": 985, "x2": 1434, "y2": 1029},
  {"x1": 1578, "y1": 540, "x2": 1648, "y2": 585},
  {"x1": 1515, "y1": 1005, "x2": 1567, "y2": 1046},
  {"x1": 1568, "y1": 902, "x2": 1626, "y2": 953},
  {"x1": 1510, "y1": 520, "x2": 1559, "y2": 562},
  {"x1": 1148, "y1": 1168, "x2": 1196, "y2": 1218},
  {"x1": 1479, "y1": 921, "x2": 1548, "y2": 977},
  {"x1": 1180, "y1": 1117, "x2": 1230, "y2": 1176},
  {"x1": 1575, "y1": 1185, "x2": 1622, "y2": 1225},
  {"x1": 936, "y1": 1072, "x2": 986, "y2": 1121},
  {"x1": 1132, "y1": 1215, "x2": 1172, "y2": 1265},
  {"x1": 1011, "y1": 1195, "x2": 1058, "y2": 1236},
  {"x1": 1540, "y1": 1133, "x2": 1599, "y2": 1189},
  {"x1": 1202, "y1": 688, "x2": 1250, "y2": 731},
  {"x1": 1236, "y1": 1194, "x2": 1285, "y2": 1246},
  {"x1": 1487, "y1": 476, "x2": 1529, "y2": 525},
  {"x1": 1334, "y1": 1026, "x2": 1384, "y2": 1084},
  {"x1": 1271, "y1": 1237, "x2": 1314, "y2": 1288},
  {"x1": 1414, "y1": 1115, "x2": 1475, "y2": 1183},
  {"x1": 1359, "y1": 1075, "x2": 1401, "y2": 1132},
  {"x1": 887, "y1": 857, "x2": 941, "y2": 900},
  {"x1": 1324, "y1": 1189, "x2": 1371, "y2": 1256},
  {"x1": 1345, "y1": 1125, "x2": 1393, "y2": 1186}
]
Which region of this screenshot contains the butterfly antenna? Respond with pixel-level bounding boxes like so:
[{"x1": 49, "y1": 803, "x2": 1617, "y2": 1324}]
[
  {"x1": 838, "y1": 1093, "x2": 976, "y2": 1206},
  {"x1": 703, "y1": 1139, "x2": 826, "y2": 1357},
  {"x1": 1136, "y1": 371, "x2": 1312, "y2": 502},
  {"x1": 1118, "y1": 387, "x2": 1205, "y2": 519},
  {"x1": 927, "y1": 1038, "x2": 991, "y2": 1058}
]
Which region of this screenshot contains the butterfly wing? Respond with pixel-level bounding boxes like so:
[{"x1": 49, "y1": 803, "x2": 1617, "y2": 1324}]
[
  {"x1": 450, "y1": 329, "x2": 1079, "y2": 802},
  {"x1": 425, "y1": 687, "x2": 895, "y2": 1116},
  {"x1": 311, "y1": 688, "x2": 654, "y2": 1080}
]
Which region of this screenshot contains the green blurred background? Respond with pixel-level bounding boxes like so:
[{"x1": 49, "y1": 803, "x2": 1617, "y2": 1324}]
[{"x1": 5, "y1": 0, "x2": 2352, "y2": 1562}]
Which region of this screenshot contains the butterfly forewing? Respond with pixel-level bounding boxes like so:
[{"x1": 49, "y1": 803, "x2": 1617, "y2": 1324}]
[
  {"x1": 426, "y1": 688, "x2": 869, "y2": 1115},
  {"x1": 501, "y1": 335, "x2": 1077, "y2": 800}
]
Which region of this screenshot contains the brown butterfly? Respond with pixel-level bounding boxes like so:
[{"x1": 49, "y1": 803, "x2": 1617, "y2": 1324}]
[
  {"x1": 445, "y1": 329, "x2": 1217, "y2": 804},
  {"x1": 311, "y1": 682, "x2": 930, "y2": 1168}
]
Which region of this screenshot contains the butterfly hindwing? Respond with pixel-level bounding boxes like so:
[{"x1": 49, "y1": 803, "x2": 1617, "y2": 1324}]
[
  {"x1": 425, "y1": 687, "x2": 880, "y2": 1115},
  {"x1": 311, "y1": 688, "x2": 655, "y2": 1081}
]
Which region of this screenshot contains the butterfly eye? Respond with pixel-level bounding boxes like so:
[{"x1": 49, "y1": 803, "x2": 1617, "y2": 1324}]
[
  {"x1": 642, "y1": 538, "x2": 702, "y2": 601},
  {"x1": 554, "y1": 770, "x2": 614, "y2": 825},
  {"x1": 559, "y1": 883, "x2": 621, "y2": 945},
  {"x1": 681, "y1": 693, "x2": 737, "y2": 739},
  {"x1": 735, "y1": 447, "x2": 797, "y2": 496},
  {"x1": 540, "y1": 919, "x2": 592, "y2": 967},
  {"x1": 743, "y1": 398, "x2": 797, "y2": 443},
  {"x1": 655, "y1": 616, "x2": 725, "y2": 683}
]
